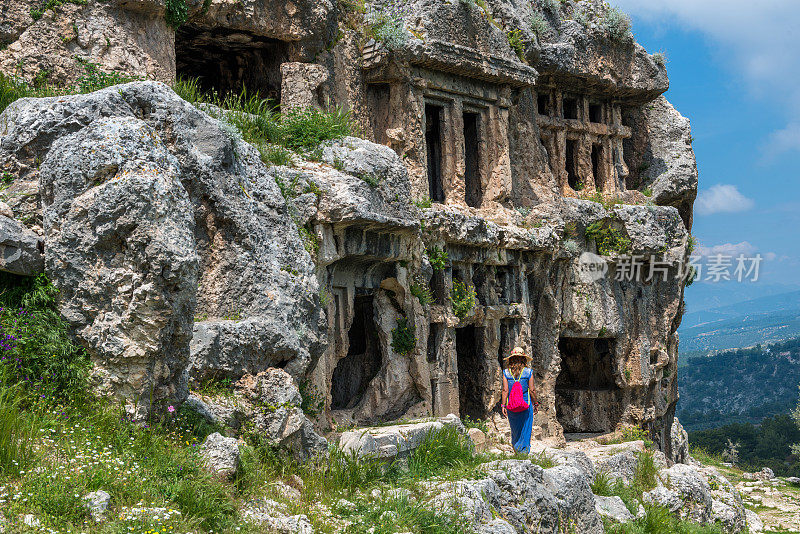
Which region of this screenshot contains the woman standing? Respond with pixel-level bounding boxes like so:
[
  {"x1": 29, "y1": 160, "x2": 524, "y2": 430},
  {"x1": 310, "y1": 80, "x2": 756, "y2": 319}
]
[{"x1": 501, "y1": 346, "x2": 539, "y2": 454}]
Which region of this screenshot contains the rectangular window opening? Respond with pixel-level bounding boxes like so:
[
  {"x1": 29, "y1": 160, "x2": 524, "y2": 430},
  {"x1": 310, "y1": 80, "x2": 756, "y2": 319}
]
[
  {"x1": 563, "y1": 97, "x2": 579, "y2": 120},
  {"x1": 592, "y1": 143, "x2": 604, "y2": 191},
  {"x1": 589, "y1": 103, "x2": 603, "y2": 123},
  {"x1": 537, "y1": 93, "x2": 550, "y2": 116},
  {"x1": 425, "y1": 104, "x2": 445, "y2": 202},
  {"x1": 463, "y1": 112, "x2": 482, "y2": 208},
  {"x1": 565, "y1": 139, "x2": 579, "y2": 190}
]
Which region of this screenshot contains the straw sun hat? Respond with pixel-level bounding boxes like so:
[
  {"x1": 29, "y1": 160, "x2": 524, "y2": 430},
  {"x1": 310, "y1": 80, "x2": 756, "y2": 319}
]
[{"x1": 503, "y1": 346, "x2": 532, "y2": 363}]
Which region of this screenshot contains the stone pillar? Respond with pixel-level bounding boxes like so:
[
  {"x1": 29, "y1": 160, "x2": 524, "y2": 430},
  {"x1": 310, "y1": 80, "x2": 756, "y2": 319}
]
[{"x1": 280, "y1": 62, "x2": 329, "y2": 111}]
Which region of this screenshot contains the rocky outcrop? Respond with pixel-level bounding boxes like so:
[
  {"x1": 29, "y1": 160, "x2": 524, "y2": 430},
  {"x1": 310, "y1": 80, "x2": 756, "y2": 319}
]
[
  {"x1": 427, "y1": 459, "x2": 602, "y2": 534},
  {"x1": 0, "y1": 82, "x2": 323, "y2": 417},
  {"x1": 0, "y1": 214, "x2": 43, "y2": 275},
  {"x1": 200, "y1": 432, "x2": 241, "y2": 480}
]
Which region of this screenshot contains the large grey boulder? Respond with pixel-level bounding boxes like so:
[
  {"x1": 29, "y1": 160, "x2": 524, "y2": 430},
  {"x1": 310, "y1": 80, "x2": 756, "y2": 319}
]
[
  {"x1": 340, "y1": 413, "x2": 466, "y2": 461},
  {"x1": 0, "y1": 81, "x2": 325, "y2": 417},
  {"x1": 200, "y1": 432, "x2": 240, "y2": 480},
  {"x1": 648, "y1": 463, "x2": 713, "y2": 524},
  {"x1": 83, "y1": 490, "x2": 111, "y2": 522},
  {"x1": 38, "y1": 116, "x2": 198, "y2": 418},
  {"x1": 543, "y1": 465, "x2": 604, "y2": 533},
  {"x1": 237, "y1": 368, "x2": 327, "y2": 460},
  {"x1": 0, "y1": 215, "x2": 43, "y2": 275},
  {"x1": 594, "y1": 495, "x2": 634, "y2": 524}
]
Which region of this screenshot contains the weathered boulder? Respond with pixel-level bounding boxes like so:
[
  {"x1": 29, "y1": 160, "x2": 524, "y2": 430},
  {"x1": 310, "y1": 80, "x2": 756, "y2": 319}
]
[
  {"x1": 0, "y1": 81, "x2": 325, "y2": 417},
  {"x1": 39, "y1": 115, "x2": 198, "y2": 418},
  {"x1": 83, "y1": 490, "x2": 111, "y2": 522},
  {"x1": 624, "y1": 95, "x2": 698, "y2": 227},
  {"x1": 670, "y1": 417, "x2": 690, "y2": 464},
  {"x1": 543, "y1": 465, "x2": 604, "y2": 533},
  {"x1": 745, "y1": 509, "x2": 764, "y2": 533},
  {"x1": 594, "y1": 495, "x2": 634, "y2": 524},
  {"x1": 0, "y1": 215, "x2": 43, "y2": 275},
  {"x1": 647, "y1": 463, "x2": 713, "y2": 524},
  {"x1": 237, "y1": 369, "x2": 327, "y2": 460},
  {"x1": 242, "y1": 498, "x2": 315, "y2": 534},
  {"x1": 200, "y1": 432, "x2": 241, "y2": 480},
  {"x1": 340, "y1": 413, "x2": 466, "y2": 460}
]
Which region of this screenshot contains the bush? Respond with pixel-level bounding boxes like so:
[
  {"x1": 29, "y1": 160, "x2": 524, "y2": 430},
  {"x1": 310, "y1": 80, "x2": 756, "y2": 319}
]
[
  {"x1": 410, "y1": 280, "x2": 433, "y2": 306},
  {"x1": 280, "y1": 106, "x2": 353, "y2": 151},
  {"x1": 408, "y1": 425, "x2": 474, "y2": 478},
  {"x1": 506, "y1": 29, "x2": 526, "y2": 61},
  {"x1": 0, "y1": 273, "x2": 89, "y2": 401},
  {"x1": 164, "y1": 0, "x2": 188, "y2": 29},
  {"x1": 450, "y1": 279, "x2": 477, "y2": 320},
  {"x1": 366, "y1": 2, "x2": 410, "y2": 50},
  {"x1": 585, "y1": 220, "x2": 631, "y2": 256},
  {"x1": 391, "y1": 317, "x2": 416, "y2": 356},
  {"x1": 602, "y1": 6, "x2": 632, "y2": 41},
  {"x1": 426, "y1": 246, "x2": 449, "y2": 270},
  {"x1": 530, "y1": 13, "x2": 549, "y2": 37}
]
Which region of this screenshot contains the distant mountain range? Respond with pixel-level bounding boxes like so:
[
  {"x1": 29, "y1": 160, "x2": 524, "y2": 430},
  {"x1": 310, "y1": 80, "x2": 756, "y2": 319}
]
[
  {"x1": 677, "y1": 337, "x2": 800, "y2": 432},
  {"x1": 679, "y1": 287, "x2": 800, "y2": 356}
]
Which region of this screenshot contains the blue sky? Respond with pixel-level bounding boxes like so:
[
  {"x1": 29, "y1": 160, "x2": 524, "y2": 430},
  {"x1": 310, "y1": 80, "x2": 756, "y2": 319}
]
[{"x1": 614, "y1": 1, "x2": 800, "y2": 309}]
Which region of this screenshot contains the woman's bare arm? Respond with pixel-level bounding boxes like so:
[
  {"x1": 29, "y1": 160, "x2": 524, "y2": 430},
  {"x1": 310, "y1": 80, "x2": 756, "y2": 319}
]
[
  {"x1": 501, "y1": 369, "x2": 508, "y2": 415},
  {"x1": 529, "y1": 372, "x2": 538, "y2": 413}
]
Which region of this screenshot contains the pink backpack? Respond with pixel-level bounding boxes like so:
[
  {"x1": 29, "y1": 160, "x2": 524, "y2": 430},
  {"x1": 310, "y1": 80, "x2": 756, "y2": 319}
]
[{"x1": 506, "y1": 371, "x2": 529, "y2": 413}]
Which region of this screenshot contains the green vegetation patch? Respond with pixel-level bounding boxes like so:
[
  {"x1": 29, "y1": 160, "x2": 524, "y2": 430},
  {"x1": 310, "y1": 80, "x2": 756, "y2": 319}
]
[{"x1": 586, "y1": 219, "x2": 631, "y2": 256}]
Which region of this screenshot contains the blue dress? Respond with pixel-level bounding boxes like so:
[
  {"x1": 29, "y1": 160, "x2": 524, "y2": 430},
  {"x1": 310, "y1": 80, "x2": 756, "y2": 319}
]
[{"x1": 504, "y1": 367, "x2": 534, "y2": 453}]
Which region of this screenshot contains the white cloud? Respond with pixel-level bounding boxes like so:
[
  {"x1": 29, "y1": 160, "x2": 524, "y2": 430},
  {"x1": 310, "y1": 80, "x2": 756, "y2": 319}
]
[
  {"x1": 614, "y1": 0, "x2": 800, "y2": 156},
  {"x1": 695, "y1": 241, "x2": 757, "y2": 258},
  {"x1": 695, "y1": 184, "x2": 754, "y2": 215}
]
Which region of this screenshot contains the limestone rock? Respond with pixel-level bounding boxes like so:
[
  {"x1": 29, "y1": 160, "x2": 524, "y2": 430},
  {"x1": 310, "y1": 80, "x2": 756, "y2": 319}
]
[
  {"x1": 654, "y1": 463, "x2": 713, "y2": 524},
  {"x1": 281, "y1": 63, "x2": 329, "y2": 111},
  {"x1": 38, "y1": 115, "x2": 198, "y2": 418},
  {"x1": 468, "y1": 427, "x2": 487, "y2": 453},
  {"x1": 242, "y1": 499, "x2": 315, "y2": 534},
  {"x1": 594, "y1": 495, "x2": 634, "y2": 524},
  {"x1": 0, "y1": 81, "x2": 324, "y2": 417},
  {"x1": 670, "y1": 417, "x2": 690, "y2": 464},
  {"x1": 200, "y1": 432, "x2": 240, "y2": 480},
  {"x1": 745, "y1": 509, "x2": 764, "y2": 533},
  {"x1": 543, "y1": 465, "x2": 604, "y2": 533},
  {"x1": 595, "y1": 451, "x2": 638, "y2": 485},
  {"x1": 0, "y1": 214, "x2": 43, "y2": 275},
  {"x1": 237, "y1": 368, "x2": 303, "y2": 408},
  {"x1": 340, "y1": 414, "x2": 466, "y2": 461},
  {"x1": 83, "y1": 490, "x2": 111, "y2": 522}
]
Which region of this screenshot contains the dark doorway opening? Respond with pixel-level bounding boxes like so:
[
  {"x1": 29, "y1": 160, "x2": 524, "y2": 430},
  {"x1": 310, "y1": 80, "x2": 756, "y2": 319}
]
[
  {"x1": 425, "y1": 104, "x2": 445, "y2": 202},
  {"x1": 331, "y1": 295, "x2": 381, "y2": 410},
  {"x1": 591, "y1": 143, "x2": 604, "y2": 191},
  {"x1": 456, "y1": 325, "x2": 486, "y2": 420},
  {"x1": 555, "y1": 337, "x2": 622, "y2": 432},
  {"x1": 565, "y1": 139, "x2": 579, "y2": 190},
  {"x1": 563, "y1": 97, "x2": 579, "y2": 120},
  {"x1": 537, "y1": 93, "x2": 550, "y2": 116},
  {"x1": 463, "y1": 112, "x2": 482, "y2": 208},
  {"x1": 176, "y1": 25, "x2": 288, "y2": 101},
  {"x1": 589, "y1": 103, "x2": 603, "y2": 123},
  {"x1": 427, "y1": 323, "x2": 442, "y2": 363}
]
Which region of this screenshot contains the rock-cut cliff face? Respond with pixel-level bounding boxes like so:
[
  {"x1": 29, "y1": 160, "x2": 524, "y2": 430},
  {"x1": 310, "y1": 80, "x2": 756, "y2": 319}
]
[{"x1": 0, "y1": 0, "x2": 697, "y2": 458}]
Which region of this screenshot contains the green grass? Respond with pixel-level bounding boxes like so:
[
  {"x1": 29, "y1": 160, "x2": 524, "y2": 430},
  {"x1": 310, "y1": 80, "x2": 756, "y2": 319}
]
[
  {"x1": 585, "y1": 220, "x2": 631, "y2": 256},
  {"x1": 173, "y1": 78, "x2": 354, "y2": 165},
  {"x1": 606, "y1": 504, "x2": 724, "y2": 534}
]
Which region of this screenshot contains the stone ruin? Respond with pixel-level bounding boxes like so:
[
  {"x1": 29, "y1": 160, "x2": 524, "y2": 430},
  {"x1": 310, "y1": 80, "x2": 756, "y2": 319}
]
[{"x1": 0, "y1": 0, "x2": 697, "y2": 459}]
